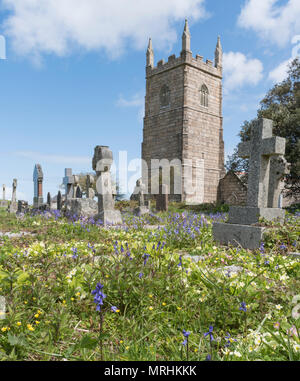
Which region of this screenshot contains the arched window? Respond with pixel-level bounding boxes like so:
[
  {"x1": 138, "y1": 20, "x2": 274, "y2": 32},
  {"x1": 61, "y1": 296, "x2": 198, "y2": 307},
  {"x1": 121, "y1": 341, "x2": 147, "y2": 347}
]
[
  {"x1": 200, "y1": 84, "x2": 209, "y2": 107},
  {"x1": 160, "y1": 85, "x2": 170, "y2": 107}
]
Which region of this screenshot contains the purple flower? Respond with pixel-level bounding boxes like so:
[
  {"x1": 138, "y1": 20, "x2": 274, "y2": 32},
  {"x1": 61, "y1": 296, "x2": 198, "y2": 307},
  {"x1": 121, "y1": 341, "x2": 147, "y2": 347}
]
[
  {"x1": 91, "y1": 283, "x2": 106, "y2": 312},
  {"x1": 239, "y1": 302, "x2": 247, "y2": 312},
  {"x1": 204, "y1": 326, "x2": 214, "y2": 341},
  {"x1": 182, "y1": 329, "x2": 191, "y2": 346},
  {"x1": 111, "y1": 306, "x2": 118, "y2": 313},
  {"x1": 138, "y1": 272, "x2": 144, "y2": 279}
]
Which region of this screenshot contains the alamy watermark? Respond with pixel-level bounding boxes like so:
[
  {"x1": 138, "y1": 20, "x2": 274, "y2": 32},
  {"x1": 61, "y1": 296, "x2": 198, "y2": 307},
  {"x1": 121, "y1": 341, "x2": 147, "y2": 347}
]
[{"x1": 0, "y1": 296, "x2": 5, "y2": 320}]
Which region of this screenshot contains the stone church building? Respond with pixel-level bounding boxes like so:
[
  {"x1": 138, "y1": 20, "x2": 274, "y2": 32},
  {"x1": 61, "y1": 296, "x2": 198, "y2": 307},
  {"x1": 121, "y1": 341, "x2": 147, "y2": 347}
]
[{"x1": 142, "y1": 20, "x2": 225, "y2": 204}]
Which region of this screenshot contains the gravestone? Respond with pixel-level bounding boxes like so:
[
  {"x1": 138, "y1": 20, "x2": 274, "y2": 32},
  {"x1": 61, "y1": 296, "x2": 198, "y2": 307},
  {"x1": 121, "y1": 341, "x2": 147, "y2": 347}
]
[
  {"x1": 63, "y1": 168, "x2": 74, "y2": 200},
  {"x1": 134, "y1": 179, "x2": 149, "y2": 216},
  {"x1": 156, "y1": 184, "x2": 169, "y2": 212},
  {"x1": 17, "y1": 200, "x2": 29, "y2": 214},
  {"x1": 47, "y1": 192, "x2": 51, "y2": 208},
  {"x1": 86, "y1": 175, "x2": 95, "y2": 199},
  {"x1": 92, "y1": 146, "x2": 122, "y2": 225},
  {"x1": 8, "y1": 179, "x2": 18, "y2": 213},
  {"x1": 0, "y1": 184, "x2": 8, "y2": 208},
  {"x1": 213, "y1": 118, "x2": 287, "y2": 249},
  {"x1": 33, "y1": 164, "x2": 44, "y2": 208},
  {"x1": 57, "y1": 191, "x2": 62, "y2": 210}
]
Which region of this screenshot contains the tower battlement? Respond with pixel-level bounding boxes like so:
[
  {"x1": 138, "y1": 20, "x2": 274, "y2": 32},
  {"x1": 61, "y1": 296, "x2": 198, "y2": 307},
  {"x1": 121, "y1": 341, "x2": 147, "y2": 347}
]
[{"x1": 142, "y1": 20, "x2": 225, "y2": 204}]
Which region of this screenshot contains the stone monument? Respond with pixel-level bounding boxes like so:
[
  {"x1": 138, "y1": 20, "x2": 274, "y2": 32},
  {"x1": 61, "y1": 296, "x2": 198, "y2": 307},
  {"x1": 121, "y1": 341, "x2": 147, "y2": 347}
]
[
  {"x1": 0, "y1": 184, "x2": 8, "y2": 208},
  {"x1": 63, "y1": 168, "x2": 74, "y2": 200},
  {"x1": 134, "y1": 179, "x2": 149, "y2": 216},
  {"x1": 213, "y1": 118, "x2": 287, "y2": 249},
  {"x1": 86, "y1": 175, "x2": 95, "y2": 199},
  {"x1": 9, "y1": 179, "x2": 18, "y2": 213},
  {"x1": 92, "y1": 146, "x2": 122, "y2": 225},
  {"x1": 57, "y1": 191, "x2": 62, "y2": 210},
  {"x1": 33, "y1": 164, "x2": 44, "y2": 208}
]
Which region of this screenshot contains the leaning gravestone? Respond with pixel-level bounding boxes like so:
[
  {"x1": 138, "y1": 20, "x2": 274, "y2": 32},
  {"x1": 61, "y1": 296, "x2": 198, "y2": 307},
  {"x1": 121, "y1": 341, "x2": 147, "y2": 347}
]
[
  {"x1": 213, "y1": 118, "x2": 287, "y2": 249},
  {"x1": 134, "y1": 179, "x2": 149, "y2": 216},
  {"x1": 8, "y1": 179, "x2": 18, "y2": 213},
  {"x1": 47, "y1": 192, "x2": 51, "y2": 209},
  {"x1": 92, "y1": 146, "x2": 122, "y2": 225}
]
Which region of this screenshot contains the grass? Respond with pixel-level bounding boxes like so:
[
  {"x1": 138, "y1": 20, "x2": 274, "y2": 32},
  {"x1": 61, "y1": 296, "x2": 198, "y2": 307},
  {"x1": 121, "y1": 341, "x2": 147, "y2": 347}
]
[{"x1": 0, "y1": 204, "x2": 299, "y2": 361}]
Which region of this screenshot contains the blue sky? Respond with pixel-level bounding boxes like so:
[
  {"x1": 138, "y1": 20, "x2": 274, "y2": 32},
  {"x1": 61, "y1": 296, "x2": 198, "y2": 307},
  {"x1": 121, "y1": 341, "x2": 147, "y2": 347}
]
[{"x1": 0, "y1": 0, "x2": 299, "y2": 202}]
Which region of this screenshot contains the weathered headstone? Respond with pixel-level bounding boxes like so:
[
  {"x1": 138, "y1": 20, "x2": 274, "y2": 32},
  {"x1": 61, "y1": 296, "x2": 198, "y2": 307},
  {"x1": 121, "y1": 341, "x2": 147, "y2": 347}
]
[
  {"x1": 17, "y1": 200, "x2": 29, "y2": 214},
  {"x1": 0, "y1": 184, "x2": 8, "y2": 208},
  {"x1": 33, "y1": 164, "x2": 44, "y2": 208},
  {"x1": 156, "y1": 184, "x2": 169, "y2": 212},
  {"x1": 92, "y1": 146, "x2": 122, "y2": 225},
  {"x1": 2, "y1": 184, "x2": 5, "y2": 200},
  {"x1": 134, "y1": 179, "x2": 149, "y2": 216},
  {"x1": 9, "y1": 179, "x2": 18, "y2": 213},
  {"x1": 57, "y1": 191, "x2": 62, "y2": 210},
  {"x1": 213, "y1": 118, "x2": 287, "y2": 249},
  {"x1": 63, "y1": 168, "x2": 74, "y2": 200},
  {"x1": 86, "y1": 175, "x2": 95, "y2": 199}
]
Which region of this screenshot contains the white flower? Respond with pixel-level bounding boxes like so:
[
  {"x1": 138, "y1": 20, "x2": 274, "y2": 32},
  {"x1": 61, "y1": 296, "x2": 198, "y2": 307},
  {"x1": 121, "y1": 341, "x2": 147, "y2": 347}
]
[{"x1": 275, "y1": 304, "x2": 282, "y2": 310}]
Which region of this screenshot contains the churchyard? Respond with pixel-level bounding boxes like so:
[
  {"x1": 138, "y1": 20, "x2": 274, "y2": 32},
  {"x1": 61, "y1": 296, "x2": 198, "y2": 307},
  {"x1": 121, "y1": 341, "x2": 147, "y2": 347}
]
[{"x1": 0, "y1": 138, "x2": 299, "y2": 361}]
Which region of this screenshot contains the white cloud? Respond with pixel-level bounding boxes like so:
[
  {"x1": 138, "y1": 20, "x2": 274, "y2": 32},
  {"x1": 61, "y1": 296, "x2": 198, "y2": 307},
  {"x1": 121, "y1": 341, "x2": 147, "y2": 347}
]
[
  {"x1": 269, "y1": 58, "x2": 292, "y2": 82},
  {"x1": 117, "y1": 92, "x2": 145, "y2": 121},
  {"x1": 238, "y1": 0, "x2": 300, "y2": 47},
  {"x1": 2, "y1": 0, "x2": 207, "y2": 61},
  {"x1": 15, "y1": 151, "x2": 90, "y2": 165},
  {"x1": 223, "y1": 52, "x2": 264, "y2": 92}
]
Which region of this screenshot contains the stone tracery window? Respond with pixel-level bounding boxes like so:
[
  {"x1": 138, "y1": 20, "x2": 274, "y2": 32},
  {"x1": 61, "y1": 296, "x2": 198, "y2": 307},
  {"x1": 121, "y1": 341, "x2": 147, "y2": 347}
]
[
  {"x1": 160, "y1": 85, "x2": 170, "y2": 107},
  {"x1": 200, "y1": 84, "x2": 209, "y2": 107}
]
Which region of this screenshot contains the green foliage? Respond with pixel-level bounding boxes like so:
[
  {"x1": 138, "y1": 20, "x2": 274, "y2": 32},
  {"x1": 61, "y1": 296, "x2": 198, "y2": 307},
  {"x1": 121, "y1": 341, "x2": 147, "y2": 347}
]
[{"x1": 0, "y1": 208, "x2": 299, "y2": 361}]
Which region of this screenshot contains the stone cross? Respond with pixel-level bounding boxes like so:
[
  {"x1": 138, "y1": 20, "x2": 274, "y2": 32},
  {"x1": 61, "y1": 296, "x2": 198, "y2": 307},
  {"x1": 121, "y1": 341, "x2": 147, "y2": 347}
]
[
  {"x1": 86, "y1": 175, "x2": 95, "y2": 199},
  {"x1": 2, "y1": 184, "x2": 5, "y2": 200},
  {"x1": 11, "y1": 179, "x2": 17, "y2": 203},
  {"x1": 92, "y1": 146, "x2": 122, "y2": 225},
  {"x1": 8, "y1": 179, "x2": 18, "y2": 213},
  {"x1": 33, "y1": 164, "x2": 44, "y2": 208},
  {"x1": 238, "y1": 119, "x2": 286, "y2": 208},
  {"x1": 63, "y1": 168, "x2": 74, "y2": 200}
]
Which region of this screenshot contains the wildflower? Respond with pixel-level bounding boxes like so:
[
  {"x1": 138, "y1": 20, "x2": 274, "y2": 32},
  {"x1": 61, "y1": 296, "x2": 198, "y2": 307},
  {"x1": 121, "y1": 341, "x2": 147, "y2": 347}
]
[
  {"x1": 111, "y1": 306, "x2": 120, "y2": 313},
  {"x1": 239, "y1": 302, "x2": 247, "y2": 312},
  {"x1": 16, "y1": 322, "x2": 22, "y2": 327},
  {"x1": 91, "y1": 283, "x2": 106, "y2": 312},
  {"x1": 279, "y1": 243, "x2": 287, "y2": 250},
  {"x1": 182, "y1": 329, "x2": 191, "y2": 346},
  {"x1": 1, "y1": 327, "x2": 7, "y2": 332},
  {"x1": 35, "y1": 321, "x2": 40, "y2": 325},
  {"x1": 275, "y1": 304, "x2": 282, "y2": 310},
  {"x1": 149, "y1": 306, "x2": 153, "y2": 311},
  {"x1": 178, "y1": 256, "x2": 182, "y2": 267},
  {"x1": 259, "y1": 242, "x2": 265, "y2": 254},
  {"x1": 138, "y1": 272, "x2": 143, "y2": 279},
  {"x1": 274, "y1": 322, "x2": 280, "y2": 330},
  {"x1": 34, "y1": 313, "x2": 39, "y2": 318},
  {"x1": 225, "y1": 333, "x2": 237, "y2": 347},
  {"x1": 204, "y1": 326, "x2": 214, "y2": 342},
  {"x1": 205, "y1": 354, "x2": 212, "y2": 361},
  {"x1": 27, "y1": 324, "x2": 35, "y2": 331},
  {"x1": 162, "y1": 302, "x2": 166, "y2": 306}
]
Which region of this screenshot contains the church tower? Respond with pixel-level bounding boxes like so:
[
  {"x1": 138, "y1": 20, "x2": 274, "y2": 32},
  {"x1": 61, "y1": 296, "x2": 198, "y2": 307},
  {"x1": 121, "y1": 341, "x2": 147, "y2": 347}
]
[{"x1": 142, "y1": 20, "x2": 225, "y2": 203}]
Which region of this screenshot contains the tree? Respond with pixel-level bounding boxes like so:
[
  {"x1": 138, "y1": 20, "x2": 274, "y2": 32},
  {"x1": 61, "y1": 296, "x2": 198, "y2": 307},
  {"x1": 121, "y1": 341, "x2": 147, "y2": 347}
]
[{"x1": 226, "y1": 58, "x2": 300, "y2": 195}]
